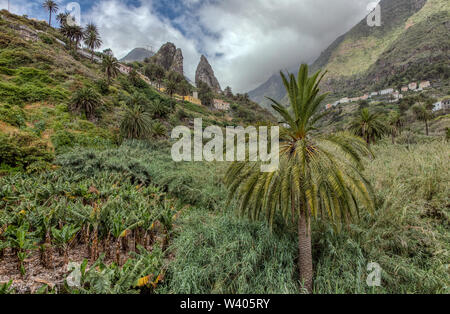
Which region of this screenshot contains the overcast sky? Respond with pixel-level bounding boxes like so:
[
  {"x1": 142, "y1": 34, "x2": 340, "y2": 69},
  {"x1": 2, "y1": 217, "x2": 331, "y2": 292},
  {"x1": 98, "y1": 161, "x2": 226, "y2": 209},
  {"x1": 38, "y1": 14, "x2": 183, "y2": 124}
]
[{"x1": 1, "y1": 0, "x2": 377, "y2": 92}]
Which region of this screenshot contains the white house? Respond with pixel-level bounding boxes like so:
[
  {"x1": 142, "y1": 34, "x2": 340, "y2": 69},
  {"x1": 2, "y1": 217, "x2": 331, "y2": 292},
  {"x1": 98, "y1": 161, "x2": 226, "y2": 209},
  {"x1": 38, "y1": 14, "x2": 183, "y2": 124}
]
[
  {"x1": 409, "y1": 82, "x2": 417, "y2": 90},
  {"x1": 432, "y1": 102, "x2": 442, "y2": 112},
  {"x1": 442, "y1": 98, "x2": 450, "y2": 110},
  {"x1": 117, "y1": 63, "x2": 132, "y2": 75},
  {"x1": 213, "y1": 99, "x2": 231, "y2": 111},
  {"x1": 380, "y1": 88, "x2": 394, "y2": 95},
  {"x1": 419, "y1": 81, "x2": 431, "y2": 89}
]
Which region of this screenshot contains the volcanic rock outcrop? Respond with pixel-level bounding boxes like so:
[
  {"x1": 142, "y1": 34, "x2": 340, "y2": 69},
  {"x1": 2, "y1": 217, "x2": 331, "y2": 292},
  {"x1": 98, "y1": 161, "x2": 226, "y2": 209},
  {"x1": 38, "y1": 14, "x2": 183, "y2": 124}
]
[
  {"x1": 151, "y1": 42, "x2": 184, "y2": 76},
  {"x1": 195, "y1": 55, "x2": 221, "y2": 93}
]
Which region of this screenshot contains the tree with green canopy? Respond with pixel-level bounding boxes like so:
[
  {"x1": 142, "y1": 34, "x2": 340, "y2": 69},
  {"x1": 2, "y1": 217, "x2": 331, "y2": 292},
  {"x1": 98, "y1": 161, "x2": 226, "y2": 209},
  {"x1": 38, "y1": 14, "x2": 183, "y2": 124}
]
[
  {"x1": 225, "y1": 64, "x2": 375, "y2": 293},
  {"x1": 42, "y1": 0, "x2": 59, "y2": 27},
  {"x1": 350, "y1": 108, "x2": 387, "y2": 146}
]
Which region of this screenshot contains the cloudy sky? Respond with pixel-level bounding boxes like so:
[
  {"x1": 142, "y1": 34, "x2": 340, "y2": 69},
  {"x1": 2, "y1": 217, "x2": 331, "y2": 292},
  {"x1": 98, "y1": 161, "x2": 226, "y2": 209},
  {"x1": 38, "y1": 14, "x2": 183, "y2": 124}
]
[{"x1": 1, "y1": 0, "x2": 377, "y2": 92}]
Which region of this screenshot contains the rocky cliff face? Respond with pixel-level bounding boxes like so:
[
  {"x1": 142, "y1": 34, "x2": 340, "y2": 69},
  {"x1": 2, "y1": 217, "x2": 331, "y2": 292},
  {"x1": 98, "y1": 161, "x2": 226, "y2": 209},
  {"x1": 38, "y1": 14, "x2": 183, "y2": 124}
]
[
  {"x1": 195, "y1": 55, "x2": 221, "y2": 93},
  {"x1": 170, "y1": 48, "x2": 184, "y2": 75},
  {"x1": 151, "y1": 42, "x2": 184, "y2": 75}
]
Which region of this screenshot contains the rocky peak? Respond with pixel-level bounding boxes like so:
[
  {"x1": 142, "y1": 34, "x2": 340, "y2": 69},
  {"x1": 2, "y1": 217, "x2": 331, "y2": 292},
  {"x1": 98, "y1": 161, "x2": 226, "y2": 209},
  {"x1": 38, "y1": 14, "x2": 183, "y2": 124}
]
[
  {"x1": 195, "y1": 55, "x2": 221, "y2": 93},
  {"x1": 170, "y1": 48, "x2": 184, "y2": 76},
  {"x1": 151, "y1": 42, "x2": 184, "y2": 76}
]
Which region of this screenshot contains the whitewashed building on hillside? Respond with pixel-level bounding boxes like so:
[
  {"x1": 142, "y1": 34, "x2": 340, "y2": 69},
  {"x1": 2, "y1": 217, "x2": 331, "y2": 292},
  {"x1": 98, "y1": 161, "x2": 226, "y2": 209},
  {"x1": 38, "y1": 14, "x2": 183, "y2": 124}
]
[
  {"x1": 419, "y1": 81, "x2": 431, "y2": 89},
  {"x1": 213, "y1": 99, "x2": 231, "y2": 111},
  {"x1": 380, "y1": 88, "x2": 394, "y2": 95},
  {"x1": 409, "y1": 82, "x2": 417, "y2": 90}
]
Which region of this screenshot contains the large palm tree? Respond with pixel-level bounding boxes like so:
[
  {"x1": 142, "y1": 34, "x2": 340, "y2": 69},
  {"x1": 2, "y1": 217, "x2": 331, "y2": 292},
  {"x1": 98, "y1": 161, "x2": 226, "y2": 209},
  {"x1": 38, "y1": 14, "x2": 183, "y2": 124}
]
[
  {"x1": 102, "y1": 54, "x2": 119, "y2": 84},
  {"x1": 85, "y1": 22, "x2": 99, "y2": 36},
  {"x1": 83, "y1": 24, "x2": 102, "y2": 61},
  {"x1": 387, "y1": 111, "x2": 403, "y2": 144},
  {"x1": 350, "y1": 108, "x2": 387, "y2": 146},
  {"x1": 225, "y1": 64, "x2": 375, "y2": 293},
  {"x1": 412, "y1": 104, "x2": 433, "y2": 136},
  {"x1": 43, "y1": 0, "x2": 59, "y2": 27},
  {"x1": 71, "y1": 25, "x2": 84, "y2": 50},
  {"x1": 56, "y1": 12, "x2": 69, "y2": 26},
  {"x1": 165, "y1": 79, "x2": 177, "y2": 98},
  {"x1": 70, "y1": 87, "x2": 102, "y2": 120},
  {"x1": 120, "y1": 105, "x2": 153, "y2": 139}
]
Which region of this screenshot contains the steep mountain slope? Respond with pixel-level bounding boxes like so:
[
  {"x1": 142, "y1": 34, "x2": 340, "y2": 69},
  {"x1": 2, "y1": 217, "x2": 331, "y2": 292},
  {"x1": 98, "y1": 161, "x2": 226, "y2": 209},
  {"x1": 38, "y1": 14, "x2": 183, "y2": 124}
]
[
  {"x1": 0, "y1": 10, "x2": 274, "y2": 174},
  {"x1": 120, "y1": 47, "x2": 154, "y2": 62},
  {"x1": 249, "y1": 0, "x2": 449, "y2": 109}
]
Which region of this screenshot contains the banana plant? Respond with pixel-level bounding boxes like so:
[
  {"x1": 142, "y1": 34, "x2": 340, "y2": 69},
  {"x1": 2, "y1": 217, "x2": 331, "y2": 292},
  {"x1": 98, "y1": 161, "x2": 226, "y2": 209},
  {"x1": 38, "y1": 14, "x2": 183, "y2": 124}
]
[
  {"x1": 0, "y1": 280, "x2": 14, "y2": 294},
  {"x1": 36, "y1": 208, "x2": 56, "y2": 269},
  {"x1": 156, "y1": 199, "x2": 178, "y2": 251},
  {"x1": 51, "y1": 224, "x2": 80, "y2": 265},
  {"x1": 7, "y1": 223, "x2": 36, "y2": 276}
]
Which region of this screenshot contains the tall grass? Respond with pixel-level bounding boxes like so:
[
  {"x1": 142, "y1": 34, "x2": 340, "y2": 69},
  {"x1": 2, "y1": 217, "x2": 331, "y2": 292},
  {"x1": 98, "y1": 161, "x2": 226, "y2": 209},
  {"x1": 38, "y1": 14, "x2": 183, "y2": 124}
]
[
  {"x1": 161, "y1": 141, "x2": 449, "y2": 294},
  {"x1": 313, "y1": 141, "x2": 449, "y2": 293},
  {"x1": 161, "y1": 209, "x2": 298, "y2": 294}
]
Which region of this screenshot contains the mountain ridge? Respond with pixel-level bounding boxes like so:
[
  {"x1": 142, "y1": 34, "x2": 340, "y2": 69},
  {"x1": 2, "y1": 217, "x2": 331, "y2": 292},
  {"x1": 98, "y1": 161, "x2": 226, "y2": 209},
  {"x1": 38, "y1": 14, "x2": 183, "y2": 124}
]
[
  {"x1": 120, "y1": 47, "x2": 154, "y2": 62},
  {"x1": 249, "y1": 0, "x2": 449, "y2": 110}
]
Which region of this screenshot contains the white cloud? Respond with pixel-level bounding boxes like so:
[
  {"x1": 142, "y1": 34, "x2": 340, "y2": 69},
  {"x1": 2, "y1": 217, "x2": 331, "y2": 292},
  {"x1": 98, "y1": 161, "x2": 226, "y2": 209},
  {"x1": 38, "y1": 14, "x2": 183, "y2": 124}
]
[{"x1": 5, "y1": 0, "x2": 376, "y2": 92}]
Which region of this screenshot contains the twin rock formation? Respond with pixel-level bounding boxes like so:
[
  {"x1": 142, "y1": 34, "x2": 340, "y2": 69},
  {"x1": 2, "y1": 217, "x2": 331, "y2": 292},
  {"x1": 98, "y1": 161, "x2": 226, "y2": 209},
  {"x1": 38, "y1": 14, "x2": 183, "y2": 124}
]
[
  {"x1": 151, "y1": 42, "x2": 184, "y2": 77},
  {"x1": 150, "y1": 42, "x2": 221, "y2": 93}
]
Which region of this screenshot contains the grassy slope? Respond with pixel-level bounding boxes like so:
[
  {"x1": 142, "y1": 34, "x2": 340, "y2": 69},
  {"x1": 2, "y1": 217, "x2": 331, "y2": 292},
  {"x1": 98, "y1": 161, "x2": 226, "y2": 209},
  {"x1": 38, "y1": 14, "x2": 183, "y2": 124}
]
[{"x1": 0, "y1": 10, "x2": 274, "y2": 173}]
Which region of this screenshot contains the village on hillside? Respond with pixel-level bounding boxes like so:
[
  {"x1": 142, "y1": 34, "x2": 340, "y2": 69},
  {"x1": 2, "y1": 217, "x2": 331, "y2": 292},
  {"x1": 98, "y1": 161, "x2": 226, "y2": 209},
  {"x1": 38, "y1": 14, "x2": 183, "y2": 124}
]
[{"x1": 326, "y1": 81, "x2": 450, "y2": 112}]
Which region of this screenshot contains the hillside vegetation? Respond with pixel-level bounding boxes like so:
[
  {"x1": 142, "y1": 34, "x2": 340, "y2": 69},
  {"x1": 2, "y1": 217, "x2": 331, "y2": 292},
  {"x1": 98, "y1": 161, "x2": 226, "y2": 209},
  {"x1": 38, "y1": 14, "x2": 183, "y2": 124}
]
[{"x1": 0, "y1": 8, "x2": 449, "y2": 295}]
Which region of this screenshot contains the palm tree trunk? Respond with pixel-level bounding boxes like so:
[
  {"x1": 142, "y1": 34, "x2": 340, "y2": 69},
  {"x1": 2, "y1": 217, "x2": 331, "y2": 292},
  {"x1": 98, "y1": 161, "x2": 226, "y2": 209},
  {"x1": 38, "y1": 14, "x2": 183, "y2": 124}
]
[
  {"x1": 425, "y1": 120, "x2": 429, "y2": 136},
  {"x1": 49, "y1": 12, "x2": 52, "y2": 27},
  {"x1": 298, "y1": 210, "x2": 313, "y2": 293}
]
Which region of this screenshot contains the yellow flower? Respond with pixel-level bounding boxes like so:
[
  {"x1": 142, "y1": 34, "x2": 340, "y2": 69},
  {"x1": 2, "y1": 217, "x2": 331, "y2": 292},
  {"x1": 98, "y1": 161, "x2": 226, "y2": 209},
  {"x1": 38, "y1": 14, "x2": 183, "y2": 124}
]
[
  {"x1": 19, "y1": 210, "x2": 27, "y2": 215},
  {"x1": 136, "y1": 275, "x2": 152, "y2": 287},
  {"x1": 120, "y1": 229, "x2": 129, "y2": 238}
]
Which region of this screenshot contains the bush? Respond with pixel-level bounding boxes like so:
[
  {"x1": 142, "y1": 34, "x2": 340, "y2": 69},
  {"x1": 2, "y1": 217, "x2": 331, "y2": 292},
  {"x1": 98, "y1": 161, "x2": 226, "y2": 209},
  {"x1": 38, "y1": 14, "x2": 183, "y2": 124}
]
[
  {"x1": 0, "y1": 105, "x2": 26, "y2": 127},
  {"x1": 39, "y1": 34, "x2": 54, "y2": 45},
  {"x1": 0, "y1": 81, "x2": 67, "y2": 105},
  {"x1": 0, "y1": 132, "x2": 54, "y2": 171},
  {"x1": 55, "y1": 142, "x2": 227, "y2": 209},
  {"x1": 12, "y1": 67, "x2": 54, "y2": 85},
  {"x1": 0, "y1": 49, "x2": 33, "y2": 67}
]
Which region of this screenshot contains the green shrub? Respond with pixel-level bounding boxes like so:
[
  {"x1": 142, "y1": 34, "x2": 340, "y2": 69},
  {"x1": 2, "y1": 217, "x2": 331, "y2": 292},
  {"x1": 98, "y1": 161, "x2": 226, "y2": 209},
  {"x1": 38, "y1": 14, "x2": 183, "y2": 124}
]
[
  {"x1": 0, "y1": 105, "x2": 26, "y2": 127},
  {"x1": 12, "y1": 67, "x2": 54, "y2": 85},
  {"x1": 38, "y1": 34, "x2": 54, "y2": 45},
  {"x1": 0, "y1": 132, "x2": 54, "y2": 171},
  {"x1": 0, "y1": 81, "x2": 67, "y2": 105},
  {"x1": 0, "y1": 49, "x2": 33, "y2": 67},
  {"x1": 0, "y1": 66, "x2": 16, "y2": 75}
]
